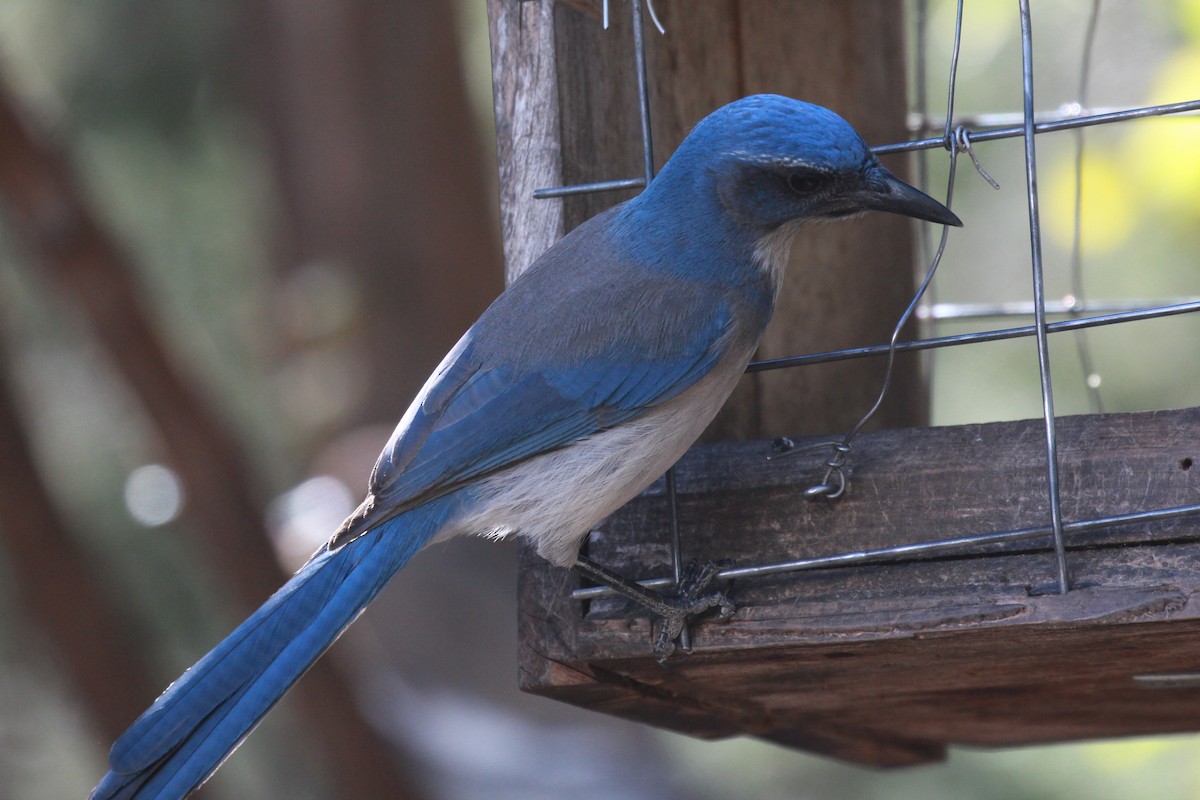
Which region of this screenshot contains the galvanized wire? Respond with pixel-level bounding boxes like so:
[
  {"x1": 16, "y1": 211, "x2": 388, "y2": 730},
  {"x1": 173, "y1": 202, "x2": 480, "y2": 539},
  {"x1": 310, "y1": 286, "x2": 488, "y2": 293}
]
[
  {"x1": 1068, "y1": 0, "x2": 1105, "y2": 413},
  {"x1": 1017, "y1": 0, "x2": 1070, "y2": 594},
  {"x1": 572, "y1": 501, "x2": 1200, "y2": 600},
  {"x1": 529, "y1": 3, "x2": 1200, "y2": 605}
]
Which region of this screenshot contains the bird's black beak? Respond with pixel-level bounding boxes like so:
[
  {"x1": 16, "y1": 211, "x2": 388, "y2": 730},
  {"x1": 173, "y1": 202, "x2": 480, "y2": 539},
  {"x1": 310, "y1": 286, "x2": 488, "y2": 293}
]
[{"x1": 861, "y1": 165, "x2": 963, "y2": 227}]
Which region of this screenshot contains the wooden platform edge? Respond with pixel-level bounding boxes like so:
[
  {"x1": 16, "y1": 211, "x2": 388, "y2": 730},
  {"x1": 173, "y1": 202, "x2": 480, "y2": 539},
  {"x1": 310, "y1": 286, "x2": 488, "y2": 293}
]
[{"x1": 518, "y1": 408, "x2": 1200, "y2": 765}]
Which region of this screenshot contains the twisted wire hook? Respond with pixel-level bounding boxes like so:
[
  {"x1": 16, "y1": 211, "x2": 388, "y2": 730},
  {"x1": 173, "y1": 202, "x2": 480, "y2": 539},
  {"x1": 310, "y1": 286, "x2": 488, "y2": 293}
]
[
  {"x1": 950, "y1": 126, "x2": 1001, "y2": 190},
  {"x1": 778, "y1": 132, "x2": 966, "y2": 499},
  {"x1": 776, "y1": 0, "x2": 976, "y2": 498}
]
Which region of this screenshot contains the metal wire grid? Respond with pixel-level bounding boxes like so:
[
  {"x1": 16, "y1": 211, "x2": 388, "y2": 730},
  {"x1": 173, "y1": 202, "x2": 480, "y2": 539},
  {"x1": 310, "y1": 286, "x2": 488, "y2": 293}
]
[{"x1": 527, "y1": 1, "x2": 1200, "y2": 615}]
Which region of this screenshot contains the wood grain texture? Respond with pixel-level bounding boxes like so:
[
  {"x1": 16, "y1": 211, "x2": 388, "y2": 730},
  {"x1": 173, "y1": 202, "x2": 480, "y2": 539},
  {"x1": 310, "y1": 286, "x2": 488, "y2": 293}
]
[
  {"x1": 488, "y1": 0, "x2": 926, "y2": 435},
  {"x1": 520, "y1": 408, "x2": 1200, "y2": 764},
  {"x1": 488, "y1": 0, "x2": 566, "y2": 281}
]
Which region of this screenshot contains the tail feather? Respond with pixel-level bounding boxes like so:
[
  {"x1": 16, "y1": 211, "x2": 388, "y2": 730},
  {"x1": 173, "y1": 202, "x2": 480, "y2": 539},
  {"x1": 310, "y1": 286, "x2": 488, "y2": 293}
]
[{"x1": 92, "y1": 496, "x2": 459, "y2": 800}]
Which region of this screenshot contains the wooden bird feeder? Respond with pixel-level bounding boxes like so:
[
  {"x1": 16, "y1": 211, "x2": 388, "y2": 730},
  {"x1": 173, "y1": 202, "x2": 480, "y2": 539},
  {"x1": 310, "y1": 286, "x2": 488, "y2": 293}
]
[
  {"x1": 487, "y1": 0, "x2": 1200, "y2": 765},
  {"x1": 517, "y1": 409, "x2": 1200, "y2": 766}
]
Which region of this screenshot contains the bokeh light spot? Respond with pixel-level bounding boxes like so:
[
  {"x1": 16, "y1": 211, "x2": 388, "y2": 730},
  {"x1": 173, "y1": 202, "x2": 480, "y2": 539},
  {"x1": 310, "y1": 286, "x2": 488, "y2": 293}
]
[
  {"x1": 124, "y1": 464, "x2": 184, "y2": 527},
  {"x1": 267, "y1": 475, "x2": 356, "y2": 569}
]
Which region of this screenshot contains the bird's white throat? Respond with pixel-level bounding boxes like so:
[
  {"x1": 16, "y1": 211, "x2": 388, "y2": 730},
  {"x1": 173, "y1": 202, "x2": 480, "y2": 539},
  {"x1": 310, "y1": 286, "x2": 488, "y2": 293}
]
[{"x1": 752, "y1": 220, "x2": 804, "y2": 297}]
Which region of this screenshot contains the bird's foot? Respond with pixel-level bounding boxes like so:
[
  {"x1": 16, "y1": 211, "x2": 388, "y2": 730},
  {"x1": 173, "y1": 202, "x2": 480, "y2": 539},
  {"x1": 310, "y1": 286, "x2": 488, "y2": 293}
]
[
  {"x1": 573, "y1": 556, "x2": 735, "y2": 664},
  {"x1": 652, "y1": 560, "x2": 736, "y2": 662}
]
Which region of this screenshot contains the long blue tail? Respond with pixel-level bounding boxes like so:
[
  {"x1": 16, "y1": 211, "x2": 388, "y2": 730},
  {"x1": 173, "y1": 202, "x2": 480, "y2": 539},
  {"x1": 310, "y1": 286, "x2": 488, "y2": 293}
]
[{"x1": 91, "y1": 495, "x2": 461, "y2": 800}]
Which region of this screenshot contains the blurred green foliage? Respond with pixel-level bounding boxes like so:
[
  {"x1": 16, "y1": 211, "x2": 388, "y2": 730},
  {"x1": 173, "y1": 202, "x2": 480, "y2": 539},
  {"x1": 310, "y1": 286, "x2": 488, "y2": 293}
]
[{"x1": 922, "y1": 0, "x2": 1200, "y2": 425}]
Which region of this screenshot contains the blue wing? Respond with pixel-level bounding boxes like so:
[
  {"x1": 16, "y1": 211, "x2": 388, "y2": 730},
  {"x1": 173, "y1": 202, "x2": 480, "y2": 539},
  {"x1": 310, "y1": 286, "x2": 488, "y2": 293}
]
[{"x1": 332, "y1": 273, "x2": 736, "y2": 544}]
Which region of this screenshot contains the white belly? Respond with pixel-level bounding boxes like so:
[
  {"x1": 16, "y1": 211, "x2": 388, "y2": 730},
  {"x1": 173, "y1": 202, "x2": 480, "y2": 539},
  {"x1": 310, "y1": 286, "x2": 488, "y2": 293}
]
[{"x1": 445, "y1": 347, "x2": 752, "y2": 567}]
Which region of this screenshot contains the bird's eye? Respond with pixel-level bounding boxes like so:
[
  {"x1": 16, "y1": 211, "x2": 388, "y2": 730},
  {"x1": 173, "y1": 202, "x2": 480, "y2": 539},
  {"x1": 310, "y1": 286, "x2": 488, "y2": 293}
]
[{"x1": 786, "y1": 170, "x2": 825, "y2": 195}]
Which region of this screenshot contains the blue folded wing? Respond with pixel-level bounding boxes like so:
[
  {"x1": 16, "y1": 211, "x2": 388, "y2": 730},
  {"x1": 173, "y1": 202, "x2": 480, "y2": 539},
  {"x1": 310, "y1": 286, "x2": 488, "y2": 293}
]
[{"x1": 341, "y1": 293, "x2": 736, "y2": 538}]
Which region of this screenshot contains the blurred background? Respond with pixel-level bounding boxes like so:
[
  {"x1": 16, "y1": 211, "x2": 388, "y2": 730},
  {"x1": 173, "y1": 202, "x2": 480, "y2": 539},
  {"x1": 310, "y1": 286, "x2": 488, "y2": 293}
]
[{"x1": 0, "y1": 1, "x2": 1198, "y2": 798}]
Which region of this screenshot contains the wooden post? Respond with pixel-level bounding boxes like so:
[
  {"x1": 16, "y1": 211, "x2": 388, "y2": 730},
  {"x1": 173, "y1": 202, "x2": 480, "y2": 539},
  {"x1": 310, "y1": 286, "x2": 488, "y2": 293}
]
[{"x1": 488, "y1": 0, "x2": 923, "y2": 437}]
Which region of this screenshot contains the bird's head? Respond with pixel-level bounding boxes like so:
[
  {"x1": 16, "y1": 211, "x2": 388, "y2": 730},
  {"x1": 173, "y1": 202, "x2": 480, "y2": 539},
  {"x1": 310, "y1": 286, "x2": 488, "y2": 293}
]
[{"x1": 651, "y1": 94, "x2": 961, "y2": 234}]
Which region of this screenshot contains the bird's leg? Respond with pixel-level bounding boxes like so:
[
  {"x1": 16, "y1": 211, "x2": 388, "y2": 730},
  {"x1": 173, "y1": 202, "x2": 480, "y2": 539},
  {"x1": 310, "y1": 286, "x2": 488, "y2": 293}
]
[{"x1": 574, "y1": 555, "x2": 735, "y2": 662}]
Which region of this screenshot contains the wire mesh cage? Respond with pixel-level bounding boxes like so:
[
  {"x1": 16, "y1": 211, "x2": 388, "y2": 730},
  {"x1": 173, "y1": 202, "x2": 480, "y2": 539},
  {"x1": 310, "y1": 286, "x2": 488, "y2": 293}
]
[{"x1": 491, "y1": 0, "x2": 1200, "y2": 764}]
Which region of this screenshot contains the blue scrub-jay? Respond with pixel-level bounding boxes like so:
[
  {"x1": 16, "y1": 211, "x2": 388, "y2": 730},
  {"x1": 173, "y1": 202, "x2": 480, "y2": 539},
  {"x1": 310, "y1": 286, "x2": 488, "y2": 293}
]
[{"x1": 91, "y1": 94, "x2": 959, "y2": 800}]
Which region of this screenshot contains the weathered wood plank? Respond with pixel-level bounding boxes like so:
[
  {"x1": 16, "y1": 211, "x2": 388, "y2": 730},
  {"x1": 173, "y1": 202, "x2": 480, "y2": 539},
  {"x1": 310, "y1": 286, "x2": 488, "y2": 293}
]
[
  {"x1": 487, "y1": 0, "x2": 565, "y2": 281},
  {"x1": 519, "y1": 408, "x2": 1200, "y2": 764}
]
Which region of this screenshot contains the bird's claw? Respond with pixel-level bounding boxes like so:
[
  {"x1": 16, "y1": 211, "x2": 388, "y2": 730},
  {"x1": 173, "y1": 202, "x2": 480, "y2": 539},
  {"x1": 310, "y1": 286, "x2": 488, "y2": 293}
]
[{"x1": 652, "y1": 560, "x2": 735, "y2": 663}]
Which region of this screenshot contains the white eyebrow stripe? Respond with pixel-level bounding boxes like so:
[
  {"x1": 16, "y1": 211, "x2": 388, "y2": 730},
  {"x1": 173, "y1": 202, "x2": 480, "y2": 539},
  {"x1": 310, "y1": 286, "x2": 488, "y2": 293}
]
[{"x1": 722, "y1": 151, "x2": 827, "y2": 170}]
